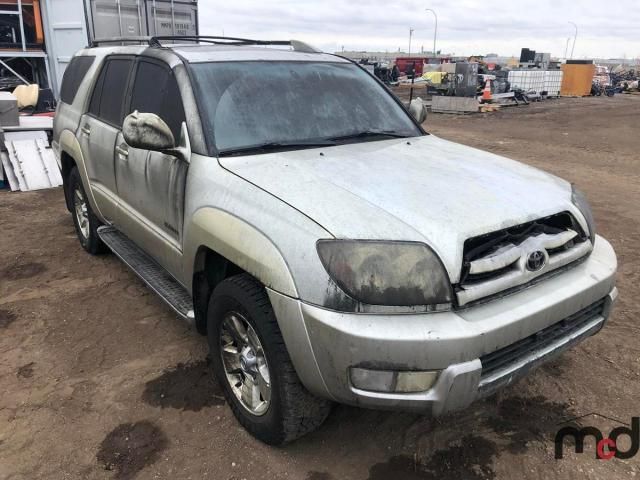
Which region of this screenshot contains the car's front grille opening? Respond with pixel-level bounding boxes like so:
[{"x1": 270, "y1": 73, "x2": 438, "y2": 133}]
[
  {"x1": 455, "y1": 212, "x2": 592, "y2": 306},
  {"x1": 479, "y1": 297, "x2": 606, "y2": 379}
]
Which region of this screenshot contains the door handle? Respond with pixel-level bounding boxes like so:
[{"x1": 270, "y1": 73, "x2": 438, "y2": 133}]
[
  {"x1": 116, "y1": 144, "x2": 129, "y2": 158},
  {"x1": 81, "y1": 125, "x2": 91, "y2": 136}
]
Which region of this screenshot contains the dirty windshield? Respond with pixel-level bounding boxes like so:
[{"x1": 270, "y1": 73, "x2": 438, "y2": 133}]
[{"x1": 190, "y1": 61, "x2": 423, "y2": 156}]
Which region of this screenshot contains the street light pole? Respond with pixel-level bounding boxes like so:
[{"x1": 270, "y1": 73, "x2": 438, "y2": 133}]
[
  {"x1": 408, "y1": 27, "x2": 414, "y2": 57},
  {"x1": 564, "y1": 37, "x2": 570, "y2": 59},
  {"x1": 569, "y1": 21, "x2": 578, "y2": 59},
  {"x1": 425, "y1": 8, "x2": 438, "y2": 56}
]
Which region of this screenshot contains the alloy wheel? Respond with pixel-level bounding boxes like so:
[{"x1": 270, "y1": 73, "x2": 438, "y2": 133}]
[{"x1": 219, "y1": 311, "x2": 271, "y2": 416}]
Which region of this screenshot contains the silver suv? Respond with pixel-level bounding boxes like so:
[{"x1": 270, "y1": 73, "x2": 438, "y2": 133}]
[{"x1": 53, "y1": 36, "x2": 618, "y2": 445}]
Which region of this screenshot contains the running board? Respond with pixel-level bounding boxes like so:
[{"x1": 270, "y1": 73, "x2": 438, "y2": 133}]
[{"x1": 97, "y1": 226, "x2": 194, "y2": 323}]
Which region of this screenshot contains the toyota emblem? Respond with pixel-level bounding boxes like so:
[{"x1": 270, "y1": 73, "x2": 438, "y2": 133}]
[{"x1": 526, "y1": 250, "x2": 546, "y2": 271}]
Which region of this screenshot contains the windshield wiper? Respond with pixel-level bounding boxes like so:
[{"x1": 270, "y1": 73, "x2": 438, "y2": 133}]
[
  {"x1": 327, "y1": 130, "x2": 413, "y2": 142},
  {"x1": 219, "y1": 139, "x2": 336, "y2": 157}
]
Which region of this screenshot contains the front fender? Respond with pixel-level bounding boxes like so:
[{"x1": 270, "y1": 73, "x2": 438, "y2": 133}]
[{"x1": 184, "y1": 207, "x2": 298, "y2": 297}]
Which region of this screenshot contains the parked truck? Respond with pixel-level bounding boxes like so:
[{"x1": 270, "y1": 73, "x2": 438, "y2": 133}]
[{"x1": 0, "y1": 0, "x2": 198, "y2": 98}]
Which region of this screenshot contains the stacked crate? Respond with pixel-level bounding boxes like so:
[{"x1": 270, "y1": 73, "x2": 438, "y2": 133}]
[
  {"x1": 507, "y1": 70, "x2": 545, "y2": 94},
  {"x1": 507, "y1": 70, "x2": 563, "y2": 97},
  {"x1": 543, "y1": 70, "x2": 563, "y2": 97}
]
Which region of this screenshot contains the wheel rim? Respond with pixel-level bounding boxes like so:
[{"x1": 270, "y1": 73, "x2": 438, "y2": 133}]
[
  {"x1": 220, "y1": 311, "x2": 271, "y2": 416},
  {"x1": 73, "y1": 187, "x2": 90, "y2": 240}
]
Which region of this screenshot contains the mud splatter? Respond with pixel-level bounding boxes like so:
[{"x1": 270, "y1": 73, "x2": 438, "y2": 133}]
[
  {"x1": 142, "y1": 360, "x2": 224, "y2": 411},
  {"x1": 306, "y1": 472, "x2": 334, "y2": 480},
  {"x1": 485, "y1": 395, "x2": 573, "y2": 454},
  {"x1": 539, "y1": 358, "x2": 568, "y2": 378},
  {"x1": 422, "y1": 435, "x2": 497, "y2": 480},
  {"x1": 96, "y1": 421, "x2": 168, "y2": 480},
  {"x1": 0, "y1": 309, "x2": 17, "y2": 328},
  {"x1": 16, "y1": 362, "x2": 35, "y2": 379},
  {"x1": 4, "y1": 262, "x2": 47, "y2": 281},
  {"x1": 368, "y1": 456, "x2": 429, "y2": 480},
  {"x1": 369, "y1": 435, "x2": 497, "y2": 480}
]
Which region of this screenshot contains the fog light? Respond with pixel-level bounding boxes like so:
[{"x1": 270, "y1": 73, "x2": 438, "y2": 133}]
[{"x1": 350, "y1": 367, "x2": 439, "y2": 393}]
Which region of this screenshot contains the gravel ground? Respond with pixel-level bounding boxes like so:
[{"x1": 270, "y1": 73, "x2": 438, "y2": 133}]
[{"x1": 1, "y1": 95, "x2": 639, "y2": 479}]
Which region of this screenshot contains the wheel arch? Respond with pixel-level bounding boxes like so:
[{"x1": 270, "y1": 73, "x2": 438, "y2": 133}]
[
  {"x1": 186, "y1": 207, "x2": 298, "y2": 334},
  {"x1": 58, "y1": 129, "x2": 104, "y2": 219}
]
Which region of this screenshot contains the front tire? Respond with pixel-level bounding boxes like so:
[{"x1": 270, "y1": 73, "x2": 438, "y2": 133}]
[
  {"x1": 68, "y1": 167, "x2": 107, "y2": 255},
  {"x1": 208, "y1": 273, "x2": 332, "y2": 445}
]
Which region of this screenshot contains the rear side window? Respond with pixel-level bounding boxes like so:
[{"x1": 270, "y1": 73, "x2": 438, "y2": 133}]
[
  {"x1": 60, "y1": 56, "x2": 95, "y2": 104},
  {"x1": 88, "y1": 57, "x2": 133, "y2": 126},
  {"x1": 129, "y1": 60, "x2": 186, "y2": 139}
]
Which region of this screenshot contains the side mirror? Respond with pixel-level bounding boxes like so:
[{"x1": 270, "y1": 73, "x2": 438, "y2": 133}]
[
  {"x1": 123, "y1": 111, "x2": 175, "y2": 151},
  {"x1": 409, "y1": 97, "x2": 428, "y2": 124}
]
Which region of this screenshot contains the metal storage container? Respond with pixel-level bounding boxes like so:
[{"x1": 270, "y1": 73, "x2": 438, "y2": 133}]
[
  {"x1": 87, "y1": 0, "x2": 198, "y2": 40},
  {"x1": 0, "y1": 0, "x2": 198, "y2": 98},
  {"x1": 145, "y1": 0, "x2": 198, "y2": 36}
]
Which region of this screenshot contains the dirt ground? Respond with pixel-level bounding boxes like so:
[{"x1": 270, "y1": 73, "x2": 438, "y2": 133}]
[{"x1": 1, "y1": 95, "x2": 639, "y2": 480}]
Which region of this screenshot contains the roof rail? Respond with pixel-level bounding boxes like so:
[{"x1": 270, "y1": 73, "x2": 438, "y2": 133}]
[
  {"x1": 90, "y1": 36, "x2": 152, "y2": 47},
  {"x1": 148, "y1": 35, "x2": 322, "y2": 53},
  {"x1": 88, "y1": 35, "x2": 323, "y2": 54}
]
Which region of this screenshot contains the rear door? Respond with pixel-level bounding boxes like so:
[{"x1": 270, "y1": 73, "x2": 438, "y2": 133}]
[
  {"x1": 114, "y1": 57, "x2": 188, "y2": 275},
  {"x1": 79, "y1": 56, "x2": 134, "y2": 223}
]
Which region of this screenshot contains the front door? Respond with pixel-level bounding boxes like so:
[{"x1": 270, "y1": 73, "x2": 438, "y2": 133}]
[{"x1": 114, "y1": 58, "x2": 188, "y2": 276}]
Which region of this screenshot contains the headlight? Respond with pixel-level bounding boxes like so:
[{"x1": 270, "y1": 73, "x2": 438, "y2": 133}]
[
  {"x1": 316, "y1": 240, "x2": 452, "y2": 307},
  {"x1": 571, "y1": 185, "x2": 596, "y2": 243}
]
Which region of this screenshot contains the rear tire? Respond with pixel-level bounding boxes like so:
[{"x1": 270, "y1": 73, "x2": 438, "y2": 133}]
[
  {"x1": 68, "y1": 167, "x2": 107, "y2": 255},
  {"x1": 208, "y1": 273, "x2": 332, "y2": 445}
]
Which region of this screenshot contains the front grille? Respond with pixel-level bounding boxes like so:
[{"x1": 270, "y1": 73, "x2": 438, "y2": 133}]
[
  {"x1": 479, "y1": 298, "x2": 606, "y2": 379},
  {"x1": 455, "y1": 212, "x2": 592, "y2": 306},
  {"x1": 460, "y1": 212, "x2": 586, "y2": 285}
]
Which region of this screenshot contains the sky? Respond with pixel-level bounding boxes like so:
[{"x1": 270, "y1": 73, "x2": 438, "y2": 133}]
[{"x1": 199, "y1": 0, "x2": 640, "y2": 60}]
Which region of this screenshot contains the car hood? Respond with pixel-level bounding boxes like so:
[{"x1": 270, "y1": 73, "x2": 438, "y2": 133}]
[{"x1": 219, "y1": 135, "x2": 576, "y2": 282}]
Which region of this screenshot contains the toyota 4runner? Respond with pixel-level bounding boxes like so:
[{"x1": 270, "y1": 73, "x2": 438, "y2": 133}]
[{"x1": 53, "y1": 36, "x2": 618, "y2": 445}]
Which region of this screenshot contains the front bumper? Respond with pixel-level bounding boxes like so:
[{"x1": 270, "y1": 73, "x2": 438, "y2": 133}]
[{"x1": 268, "y1": 235, "x2": 617, "y2": 415}]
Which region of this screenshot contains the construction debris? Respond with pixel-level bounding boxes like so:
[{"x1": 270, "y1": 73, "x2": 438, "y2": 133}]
[{"x1": 1, "y1": 131, "x2": 61, "y2": 192}]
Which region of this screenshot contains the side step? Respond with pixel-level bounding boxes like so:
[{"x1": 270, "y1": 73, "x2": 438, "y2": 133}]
[{"x1": 97, "y1": 226, "x2": 194, "y2": 323}]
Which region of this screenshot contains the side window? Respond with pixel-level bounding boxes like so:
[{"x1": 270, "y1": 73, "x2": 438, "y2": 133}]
[
  {"x1": 60, "y1": 56, "x2": 95, "y2": 104},
  {"x1": 129, "y1": 60, "x2": 186, "y2": 139},
  {"x1": 88, "y1": 58, "x2": 133, "y2": 126},
  {"x1": 88, "y1": 62, "x2": 107, "y2": 116}
]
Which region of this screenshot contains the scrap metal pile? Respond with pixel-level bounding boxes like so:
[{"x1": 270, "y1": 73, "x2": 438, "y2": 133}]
[{"x1": 609, "y1": 68, "x2": 639, "y2": 93}]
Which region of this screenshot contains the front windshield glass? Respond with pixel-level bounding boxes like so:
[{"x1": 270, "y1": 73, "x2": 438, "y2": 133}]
[{"x1": 190, "y1": 61, "x2": 423, "y2": 155}]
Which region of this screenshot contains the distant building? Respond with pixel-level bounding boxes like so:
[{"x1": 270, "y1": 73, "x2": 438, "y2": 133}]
[{"x1": 337, "y1": 50, "x2": 451, "y2": 65}]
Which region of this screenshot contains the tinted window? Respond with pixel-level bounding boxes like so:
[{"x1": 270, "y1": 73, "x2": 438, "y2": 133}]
[
  {"x1": 60, "y1": 56, "x2": 95, "y2": 104},
  {"x1": 191, "y1": 61, "x2": 421, "y2": 155},
  {"x1": 89, "y1": 58, "x2": 132, "y2": 126},
  {"x1": 88, "y1": 62, "x2": 107, "y2": 116},
  {"x1": 129, "y1": 60, "x2": 185, "y2": 139}
]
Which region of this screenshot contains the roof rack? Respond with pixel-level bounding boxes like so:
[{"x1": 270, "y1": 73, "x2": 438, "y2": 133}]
[
  {"x1": 89, "y1": 35, "x2": 322, "y2": 54},
  {"x1": 90, "y1": 36, "x2": 152, "y2": 47},
  {"x1": 150, "y1": 36, "x2": 322, "y2": 54}
]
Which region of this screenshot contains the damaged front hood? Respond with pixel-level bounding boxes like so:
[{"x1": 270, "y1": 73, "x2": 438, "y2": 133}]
[{"x1": 219, "y1": 135, "x2": 576, "y2": 282}]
